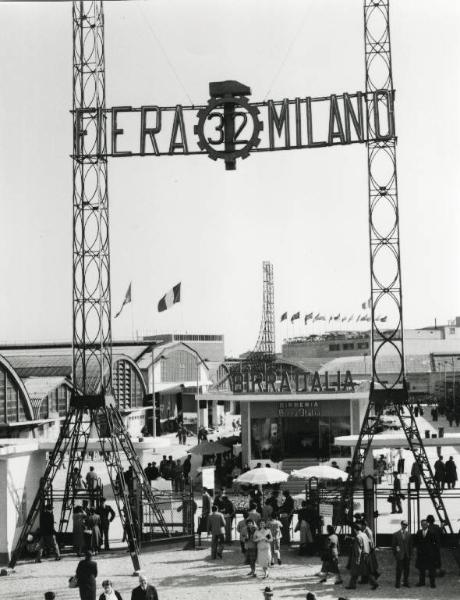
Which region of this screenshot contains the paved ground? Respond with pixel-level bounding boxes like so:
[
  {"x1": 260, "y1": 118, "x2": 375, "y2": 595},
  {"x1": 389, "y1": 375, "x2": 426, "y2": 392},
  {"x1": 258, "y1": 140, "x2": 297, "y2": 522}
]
[{"x1": 2, "y1": 542, "x2": 460, "y2": 600}]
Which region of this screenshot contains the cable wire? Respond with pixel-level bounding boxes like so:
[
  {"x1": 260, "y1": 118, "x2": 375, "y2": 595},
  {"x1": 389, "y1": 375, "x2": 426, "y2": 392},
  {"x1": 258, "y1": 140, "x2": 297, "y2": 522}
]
[
  {"x1": 263, "y1": 3, "x2": 312, "y2": 101},
  {"x1": 136, "y1": 3, "x2": 194, "y2": 105}
]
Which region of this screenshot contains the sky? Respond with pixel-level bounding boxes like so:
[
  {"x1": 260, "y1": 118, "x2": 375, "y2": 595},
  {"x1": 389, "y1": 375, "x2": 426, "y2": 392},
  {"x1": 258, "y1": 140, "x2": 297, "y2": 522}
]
[{"x1": 0, "y1": 0, "x2": 460, "y2": 357}]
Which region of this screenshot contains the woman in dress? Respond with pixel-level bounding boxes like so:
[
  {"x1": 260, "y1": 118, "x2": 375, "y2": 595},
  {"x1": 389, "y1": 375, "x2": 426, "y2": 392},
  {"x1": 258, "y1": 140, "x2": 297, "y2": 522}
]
[
  {"x1": 98, "y1": 579, "x2": 123, "y2": 600},
  {"x1": 319, "y1": 524, "x2": 342, "y2": 584},
  {"x1": 87, "y1": 508, "x2": 102, "y2": 555},
  {"x1": 73, "y1": 506, "x2": 87, "y2": 557},
  {"x1": 253, "y1": 519, "x2": 274, "y2": 579},
  {"x1": 267, "y1": 515, "x2": 283, "y2": 566},
  {"x1": 76, "y1": 551, "x2": 98, "y2": 600}
]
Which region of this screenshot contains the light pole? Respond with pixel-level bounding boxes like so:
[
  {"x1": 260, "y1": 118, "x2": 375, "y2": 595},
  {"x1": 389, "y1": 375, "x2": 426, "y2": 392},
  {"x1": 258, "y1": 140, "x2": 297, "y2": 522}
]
[
  {"x1": 196, "y1": 357, "x2": 208, "y2": 434},
  {"x1": 151, "y1": 350, "x2": 167, "y2": 438}
]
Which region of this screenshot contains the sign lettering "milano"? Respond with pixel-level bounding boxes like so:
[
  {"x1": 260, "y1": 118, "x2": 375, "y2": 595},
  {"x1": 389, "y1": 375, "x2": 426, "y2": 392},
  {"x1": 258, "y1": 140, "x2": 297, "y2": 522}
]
[
  {"x1": 231, "y1": 369, "x2": 355, "y2": 394},
  {"x1": 75, "y1": 90, "x2": 394, "y2": 158}
]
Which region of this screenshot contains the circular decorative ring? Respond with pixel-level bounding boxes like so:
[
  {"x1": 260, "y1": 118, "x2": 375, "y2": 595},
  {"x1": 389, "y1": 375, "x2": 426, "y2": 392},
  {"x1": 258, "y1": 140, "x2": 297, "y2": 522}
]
[{"x1": 194, "y1": 95, "x2": 263, "y2": 162}]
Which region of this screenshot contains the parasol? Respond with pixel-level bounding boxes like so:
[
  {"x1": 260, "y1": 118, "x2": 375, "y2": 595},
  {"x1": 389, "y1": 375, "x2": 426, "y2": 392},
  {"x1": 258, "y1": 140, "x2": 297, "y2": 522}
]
[
  {"x1": 290, "y1": 465, "x2": 348, "y2": 481},
  {"x1": 188, "y1": 441, "x2": 230, "y2": 455},
  {"x1": 235, "y1": 467, "x2": 289, "y2": 486}
]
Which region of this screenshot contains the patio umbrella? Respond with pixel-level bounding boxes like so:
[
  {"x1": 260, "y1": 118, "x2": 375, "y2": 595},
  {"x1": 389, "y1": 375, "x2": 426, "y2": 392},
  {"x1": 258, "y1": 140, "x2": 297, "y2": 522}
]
[
  {"x1": 188, "y1": 441, "x2": 230, "y2": 455},
  {"x1": 290, "y1": 465, "x2": 348, "y2": 481},
  {"x1": 235, "y1": 467, "x2": 289, "y2": 486}
]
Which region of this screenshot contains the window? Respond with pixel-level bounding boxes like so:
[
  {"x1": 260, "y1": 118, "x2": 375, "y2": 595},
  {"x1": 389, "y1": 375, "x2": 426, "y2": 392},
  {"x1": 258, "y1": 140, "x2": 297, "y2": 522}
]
[
  {"x1": 357, "y1": 342, "x2": 369, "y2": 349},
  {"x1": 449, "y1": 327, "x2": 456, "y2": 335},
  {"x1": 329, "y1": 344, "x2": 340, "y2": 351},
  {"x1": 343, "y1": 343, "x2": 355, "y2": 350}
]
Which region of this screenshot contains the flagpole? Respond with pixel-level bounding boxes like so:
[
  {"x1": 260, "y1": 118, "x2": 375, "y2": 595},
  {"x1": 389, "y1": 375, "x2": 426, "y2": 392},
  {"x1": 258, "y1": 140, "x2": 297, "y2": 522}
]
[{"x1": 130, "y1": 296, "x2": 135, "y2": 339}]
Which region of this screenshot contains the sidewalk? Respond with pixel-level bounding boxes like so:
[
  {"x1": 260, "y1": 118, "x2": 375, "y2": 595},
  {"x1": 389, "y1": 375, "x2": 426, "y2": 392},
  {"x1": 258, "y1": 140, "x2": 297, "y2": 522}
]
[{"x1": 2, "y1": 543, "x2": 460, "y2": 600}]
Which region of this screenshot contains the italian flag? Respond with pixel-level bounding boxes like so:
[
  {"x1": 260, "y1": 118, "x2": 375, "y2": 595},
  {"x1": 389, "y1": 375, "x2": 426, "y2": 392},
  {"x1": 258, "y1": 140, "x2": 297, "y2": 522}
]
[{"x1": 157, "y1": 282, "x2": 181, "y2": 312}]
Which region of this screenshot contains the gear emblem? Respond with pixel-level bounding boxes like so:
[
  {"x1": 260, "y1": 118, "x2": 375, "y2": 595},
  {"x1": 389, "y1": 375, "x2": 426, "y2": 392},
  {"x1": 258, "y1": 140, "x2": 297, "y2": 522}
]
[{"x1": 194, "y1": 92, "x2": 263, "y2": 170}]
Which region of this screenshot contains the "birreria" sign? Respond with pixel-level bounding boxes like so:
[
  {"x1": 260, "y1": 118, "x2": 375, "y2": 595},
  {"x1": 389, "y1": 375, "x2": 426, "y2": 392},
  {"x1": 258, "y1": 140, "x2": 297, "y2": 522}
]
[{"x1": 230, "y1": 369, "x2": 355, "y2": 394}]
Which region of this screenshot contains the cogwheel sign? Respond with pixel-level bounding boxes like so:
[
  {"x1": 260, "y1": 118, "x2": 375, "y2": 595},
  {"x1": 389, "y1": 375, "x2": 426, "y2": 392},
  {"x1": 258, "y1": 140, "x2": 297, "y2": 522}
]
[{"x1": 194, "y1": 96, "x2": 263, "y2": 168}]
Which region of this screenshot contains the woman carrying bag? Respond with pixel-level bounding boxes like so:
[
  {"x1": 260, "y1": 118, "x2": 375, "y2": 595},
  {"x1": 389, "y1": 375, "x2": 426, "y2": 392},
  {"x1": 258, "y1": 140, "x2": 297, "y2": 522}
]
[{"x1": 75, "y1": 550, "x2": 98, "y2": 600}]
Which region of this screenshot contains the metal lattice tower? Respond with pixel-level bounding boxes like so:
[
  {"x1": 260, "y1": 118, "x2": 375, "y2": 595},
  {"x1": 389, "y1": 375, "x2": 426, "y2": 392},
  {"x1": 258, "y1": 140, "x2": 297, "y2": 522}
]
[
  {"x1": 9, "y1": 1, "x2": 169, "y2": 572},
  {"x1": 346, "y1": 0, "x2": 455, "y2": 543},
  {"x1": 252, "y1": 261, "x2": 275, "y2": 361},
  {"x1": 73, "y1": 0, "x2": 112, "y2": 399}
]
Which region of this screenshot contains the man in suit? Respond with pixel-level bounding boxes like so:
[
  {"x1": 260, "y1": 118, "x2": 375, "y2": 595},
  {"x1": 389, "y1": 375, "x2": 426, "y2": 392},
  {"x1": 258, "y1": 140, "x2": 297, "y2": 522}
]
[
  {"x1": 207, "y1": 505, "x2": 226, "y2": 559},
  {"x1": 98, "y1": 497, "x2": 116, "y2": 551},
  {"x1": 131, "y1": 574, "x2": 159, "y2": 600},
  {"x1": 392, "y1": 519, "x2": 412, "y2": 588},
  {"x1": 415, "y1": 519, "x2": 437, "y2": 588}
]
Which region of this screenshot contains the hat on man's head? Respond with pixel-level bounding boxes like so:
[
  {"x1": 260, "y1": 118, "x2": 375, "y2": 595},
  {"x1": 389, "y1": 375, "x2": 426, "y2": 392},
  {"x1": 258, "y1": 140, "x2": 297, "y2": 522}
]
[{"x1": 44, "y1": 593, "x2": 56, "y2": 600}]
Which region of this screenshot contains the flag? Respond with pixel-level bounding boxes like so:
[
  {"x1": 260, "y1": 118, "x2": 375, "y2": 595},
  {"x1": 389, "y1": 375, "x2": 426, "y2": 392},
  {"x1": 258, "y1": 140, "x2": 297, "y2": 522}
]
[
  {"x1": 360, "y1": 314, "x2": 367, "y2": 321},
  {"x1": 329, "y1": 316, "x2": 333, "y2": 322},
  {"x1": 362, "y1": 298, "x2": 371, "y2": 309},
  {"x1": 305, "y1": 312, "x2": 313, "y2": 322},
  {"x1": 114, "y1": 282, "x2": 132, "y2": 319},
  {"x1": 291, "y1": 311, "x2": 300, "y2": 323},
  {"x1": 158, "y1": 282, "x2": 181, "y2": 312},
  {"x1": 317, "y1": 314, "x2": 326, "y2": 321},
  {"x1": 348, "y1": 314, "x2": 354, "y2": 322},
  {"x1": 341, "y1": 316, "x2": 347, "y2": 322},
  {"x1": 380, "y1": 315, "x2": 388, "y2": 322},
  {"x1": 334, "y1": 313, "x2": 340, "y2": 320},
  {"x1": 280, "y1": 312, "x2": 288, "y2": 322}
]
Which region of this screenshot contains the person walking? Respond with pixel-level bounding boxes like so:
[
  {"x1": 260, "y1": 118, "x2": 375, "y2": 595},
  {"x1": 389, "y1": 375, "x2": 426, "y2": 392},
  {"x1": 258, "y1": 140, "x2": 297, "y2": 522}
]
[
  {"x1": 267, "y1": 515, "x2": 283, "y2": 566},
  {"x1": 415, "y1": 519, "x2": 437, "y2": 588},
  {"x1": 397, "y1": 449, "x2": 405, "y2": 474},
  {"x1": 35, "y1": 503, "x2": 61, "y2": 563},
  {"x1": 391, "y1": 472, "x2": 403, "y2": 513},
  {"x1": 182, "y1": 455, "x2": 192, "y2": 484},
  {"x1": 207, "y1": 505, "x2": 226, "y2": 559},
  {"x1": 73, "y1": 505, "x2": 87, "y2": 557},
  {"x1": 360, "y1": 519, "x2": 380, "y2": 581},
  {"x1": 220, "y1": 492, "x2": 235, "y2": 543},
  {"x1": 445, "y1": 456, "x2": 457, "y2": 489},
  {"x1": 198, "y1": 487, "x2": 212, "y2": 537},
  {"x1": 345, "y1": 524, "x2": 378, "y2": 590},
  {"x1": 426, "y1": 514, "x2": 443, "y2": 576},
  {"x1": 131, "y1": 575, "x2": 158, "y2": 600},
  {"x1": 434, "y1": 455, "x2": 446, "y2": 492},
  {"x1": 87, "y1": 508, "x2": 102, "y2": 555},
  {"x1": 392, "y1": 519, "x2": 412, "y2": 588},
  {"x1": 279, "y1": 489, "x2": 294, "y2": 544},
  {"x1": 254, "y1": 520, "x2": 273, "y2": 579},
  {"x1": 236, "y1": 512, "x2": 249, "y2": 557},
  {"x1": 159, "y1": 455, "x2": 168, "y2": 478},
  {"x1": 244, "y1": 519, "x2": 258, "y2": 577},
  {"x1": 98, "y1": 498, "x2": 116, "y2": 551},
  {"x1": 86, "y1": 467, "x2": 99, "y2": 507},
  {"x1": 319, "y1": 525, "x2": 342, "y2": 585},
  {"x1": 410, "y1": 461, "x2": 422, "y2": 492},
  {"x1": 99, "y1": 579, "x2": 123, "y2": 600},
  {"x1": 76, "y1": 551, "x2": 98, "y2": 600},
  {"x1": 247, "y1": 502, "x2": 262, "y2": 525},
  {"x1": 296, "y1": 501, "x2": 314, "y2": 556}
]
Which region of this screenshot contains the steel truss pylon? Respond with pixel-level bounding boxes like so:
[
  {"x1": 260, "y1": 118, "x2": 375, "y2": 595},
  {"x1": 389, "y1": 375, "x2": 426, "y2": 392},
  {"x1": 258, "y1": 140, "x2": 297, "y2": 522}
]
[
  {"x1": 346, "y1": 0, "x2": 456, "y2": 545},
  {"x1": 9, "y1": 1, "x2": 169, "y2": 571},
  {"x1": 250, "y1": 261, "x2": 275, "y2": 364}
]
